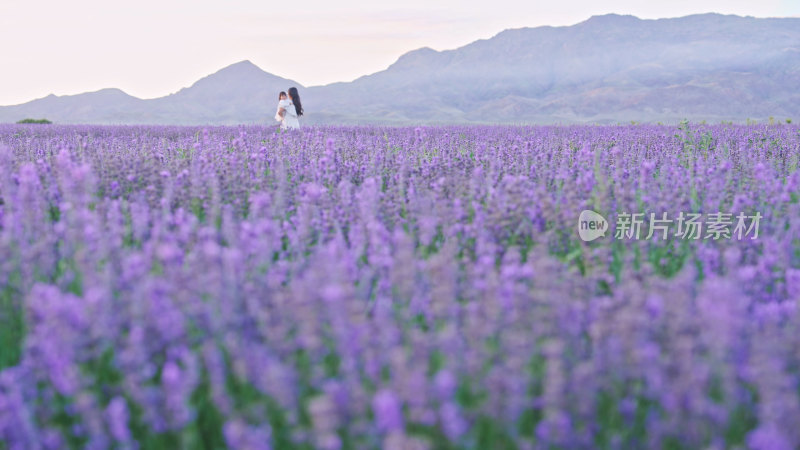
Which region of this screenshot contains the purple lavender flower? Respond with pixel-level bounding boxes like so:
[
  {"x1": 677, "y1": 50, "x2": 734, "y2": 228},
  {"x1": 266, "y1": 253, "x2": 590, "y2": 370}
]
[
  {"x1": 747, "y1": 423, "x2": 793, "y2": 450},
  {"x1": 373, "y1": 389, "x2": 404, "y2": 433},
  {"x1": 105, "y1": 397, "x2": 132, "y2": 443}
]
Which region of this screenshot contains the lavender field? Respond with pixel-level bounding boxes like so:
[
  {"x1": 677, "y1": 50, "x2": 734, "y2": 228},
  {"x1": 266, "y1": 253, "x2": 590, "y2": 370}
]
[{"x1": 1, "y1": 123, "x2": 799, "y2": 449}]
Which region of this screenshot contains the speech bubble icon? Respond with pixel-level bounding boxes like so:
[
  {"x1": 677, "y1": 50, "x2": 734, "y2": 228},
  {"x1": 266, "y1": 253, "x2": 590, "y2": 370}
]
[{"x1": 578, "y1": 210, "x2": 608, "y2": 242}]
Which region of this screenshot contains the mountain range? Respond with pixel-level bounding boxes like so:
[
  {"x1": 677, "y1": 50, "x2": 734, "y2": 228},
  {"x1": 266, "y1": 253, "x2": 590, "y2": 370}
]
[{"x1": 1, "y1": 13, "x2": 799, "y2": 125}]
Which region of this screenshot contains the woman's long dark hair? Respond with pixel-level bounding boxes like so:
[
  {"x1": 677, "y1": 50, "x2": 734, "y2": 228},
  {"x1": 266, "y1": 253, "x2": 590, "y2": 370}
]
[{"x1": 287, "y1": 87, "x2": 303, "y2": 117}]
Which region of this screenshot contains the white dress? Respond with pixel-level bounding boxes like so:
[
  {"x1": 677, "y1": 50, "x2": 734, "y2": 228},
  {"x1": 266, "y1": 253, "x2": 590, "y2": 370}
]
[{"x1": 278, "y1": 99, "x2": 300, "y2": 130}]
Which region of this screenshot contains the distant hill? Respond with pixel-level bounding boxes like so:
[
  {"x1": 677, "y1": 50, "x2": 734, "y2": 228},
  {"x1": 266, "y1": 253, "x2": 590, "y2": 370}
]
[
  {"x1": 0, "y1": 62, "x2": 302, "y2": 125},
  {"x1": 1, "y1": 13, "x2": 799, "y2": 125}
]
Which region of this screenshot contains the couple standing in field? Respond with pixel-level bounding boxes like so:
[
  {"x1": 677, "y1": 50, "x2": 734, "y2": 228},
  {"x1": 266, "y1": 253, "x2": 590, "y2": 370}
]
[{"x1": 274, "y1": 87, "x2": 303, "y2": 129}]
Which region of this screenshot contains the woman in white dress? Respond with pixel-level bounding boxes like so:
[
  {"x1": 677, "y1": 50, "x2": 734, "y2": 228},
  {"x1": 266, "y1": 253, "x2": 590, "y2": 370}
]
[{"x1": 278, "y1": 87, "x2": 303, "y2": 130}]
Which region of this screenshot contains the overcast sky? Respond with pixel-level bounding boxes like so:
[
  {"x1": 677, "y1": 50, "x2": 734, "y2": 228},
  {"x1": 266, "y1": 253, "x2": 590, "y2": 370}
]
[{"x1": 1, "y1": 0, "x2": 798, "y2": 106}]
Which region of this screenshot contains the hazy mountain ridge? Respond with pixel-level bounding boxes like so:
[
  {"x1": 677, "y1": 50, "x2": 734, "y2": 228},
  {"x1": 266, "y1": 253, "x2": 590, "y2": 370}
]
[{"x1": 1, "y1": 13, "x2": 798, "y2": 125}]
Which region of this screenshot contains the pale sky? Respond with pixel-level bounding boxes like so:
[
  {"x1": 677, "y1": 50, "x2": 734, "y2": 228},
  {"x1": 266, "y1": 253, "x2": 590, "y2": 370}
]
[{"x1": 1, "y1": 0, "x2": 798, "y2": 106}]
